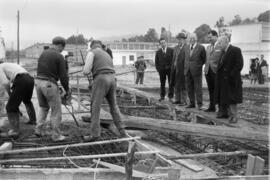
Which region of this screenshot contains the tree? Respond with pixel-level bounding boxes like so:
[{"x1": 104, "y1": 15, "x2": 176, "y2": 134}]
[
  {"x1": 66, "y1": 34, "x2": 87, "y2": 44},
  {"x1": 194, "y1": 24, "x2": 211, "y2": 43},
  {"x1": 128, "y1": 35, "x2": 145, "y2": 42},
  {"x1": 258, "y1": 10, "x2": 270, "y2": 22},
  {"x1": 144, "y1": 28, "x2": 159, "y2": 42},
  {"x1": 215, "y1": 16, "x2": 226, "y2": 28},
  {"x1": 229, "y1": 15, "x2": 242, "y2": 26},
  {"x1": 160, "y1": 27, "x2": 172, "y2": 42},
  {"x1": 242, "y1": 17, "x2": 257, "y2": 24}
]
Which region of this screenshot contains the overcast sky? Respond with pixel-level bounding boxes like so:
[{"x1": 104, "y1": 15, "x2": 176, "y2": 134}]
[{"x1": 0, "y1": 0, "x2": 269, "y2": 48}]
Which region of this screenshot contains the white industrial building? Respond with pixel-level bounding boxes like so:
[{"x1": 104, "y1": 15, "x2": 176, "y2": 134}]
[{"x1": 226, "y1": 22, "x2": 270, "y2": 75}]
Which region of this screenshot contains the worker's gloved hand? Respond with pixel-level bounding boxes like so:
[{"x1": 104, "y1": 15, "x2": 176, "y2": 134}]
[{"x1": 63, "y1": 89, "x2": 72, "y2": 105}]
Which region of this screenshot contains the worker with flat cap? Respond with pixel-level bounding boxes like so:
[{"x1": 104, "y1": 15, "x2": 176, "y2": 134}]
[
  {"x1": 83, "y1": 40, "x2": 127, "y2": 141},
  {"x1": 0, "y1": 61, "x2": 36, "y2": 138},
  {"x1": 34, "y1": 36, "x2": 71, "y2": 142}
]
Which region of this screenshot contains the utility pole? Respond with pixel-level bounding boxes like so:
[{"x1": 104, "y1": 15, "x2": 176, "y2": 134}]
[
  {"x1": 17, "y1": 10, "x2": 20, "y2": 64},
  {"x1": 168, "y1": 24, "x2": 171, "y2": 43},
  {"x1": 75, "y1": 28, "x2": 78, "y2": 61}
]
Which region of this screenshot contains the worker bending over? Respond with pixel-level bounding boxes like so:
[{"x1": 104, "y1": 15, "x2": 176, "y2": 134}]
[
  {"x1": 0, "y1": 62, "x2": 36, "y2": 138},
  {"x1": 83, "y1": 40, "x2": 127, "y2": 141}
]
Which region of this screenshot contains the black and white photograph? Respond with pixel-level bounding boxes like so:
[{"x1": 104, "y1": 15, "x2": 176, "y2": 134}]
[{"x1": 0, "y1": 0, "x2": 269, "y2": 179}]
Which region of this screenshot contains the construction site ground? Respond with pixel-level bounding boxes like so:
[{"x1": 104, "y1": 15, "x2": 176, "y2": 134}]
[{"x1": 0, "y1": 61, "x2": 269, "y2": 180}]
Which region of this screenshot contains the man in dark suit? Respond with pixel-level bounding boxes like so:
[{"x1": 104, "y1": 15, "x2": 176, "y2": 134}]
[
  {"x1": 185, "y1": 33, "x2": 206, "y2": 110},
  {"x1": 155, "y1": 38, "x2": 174, "y2": 101},
  {"x1": 204, "y1": 30, "x2": 223, "y2": 112},
  {"x1": 214, "y1": 36, "x2": 243, "y2": 123},
  {"x1": 171, "y1": 33, "x2": 189, "y2": 105}
]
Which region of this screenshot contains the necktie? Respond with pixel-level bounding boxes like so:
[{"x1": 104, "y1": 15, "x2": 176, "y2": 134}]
[{"x1": 191, "y1": 44, "x2": 194, "y2": 50}]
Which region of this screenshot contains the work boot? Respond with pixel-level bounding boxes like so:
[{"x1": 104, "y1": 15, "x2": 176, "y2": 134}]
[
  {"x1": 51, "y1": 128, "x2": 66, "y2": 142},
  {"x1": 25, "y1": 102, "x2": 37, "y2": 125},
  {"x1": 51, "y1": 134, "x2": 66, "y2": 142},
  {"x1": 5, "y1": 112, "x2": 20, "y2": 138},
  {"x1": 83, "y1": 135, "x2": 100, "y2": 142}
]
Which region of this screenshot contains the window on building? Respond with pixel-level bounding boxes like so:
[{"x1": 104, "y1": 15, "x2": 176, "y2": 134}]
[
  {"x1": 129, "y1": 44, "x2": 134, "y2": 50},
  {"x1": 110, "y1": 44, "x2": 116, "y2": 49},
  {"x1": 129, "y1": 55, "x2": 134, "y2": 61},
  {"x1": 117, "y1": 44, "x2": 122, "y2": 49},
  {"x1": 123, "y1": 44, "x2": 128, "y2": 49},
  {"x1": 134, "y1": 44, "x2": 139, "y2": 50}
]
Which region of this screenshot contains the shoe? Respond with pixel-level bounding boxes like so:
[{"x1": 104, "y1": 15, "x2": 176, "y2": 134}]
[
  {"x1": 168, "y1": 98, "x2": 173, "y2": 103},
  {"x1": 229, "y1": 117, "x2": 238, "y2": 123},
  {"x1": 186, "y1": 104, "x2": 195, "y2": 108},
  {"x1": 83, "y1": 135, "x2": 100, "y2": 142},
  {"x1": 178, "y1": 102, "x2": 187, "y2": 106},
  {"x1": 173, "y1": 101, "x2": 180, "y2": 104},
  {"x1": 204, "y1": 107, "x2": 216, "y2": 112},
  {"x1": 158, "y1": 97, "x2": 165, "y2": 102},
  {"x1": 51, "y1": 134, "x2": 66, "y2": 142},
  {"x1": 197, "y1": 106, "x2": 203, "y2": 110},
  {"x1": 216, "y1": 114, "x2": 229, "y2": 119},
  {"x1": 0, "y1": 129, "x2": 19, "y2": 139},
  {"x1": 34, "y1": 130, "x2": 42, "y2": 137},
  {"x1": 25, "y1": 121, "x2": 36, "y2": 125}
]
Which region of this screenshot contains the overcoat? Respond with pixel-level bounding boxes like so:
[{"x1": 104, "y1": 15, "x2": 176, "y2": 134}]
[{"x1": 214, "y1": 45, "x2": 243, "y2": 105}]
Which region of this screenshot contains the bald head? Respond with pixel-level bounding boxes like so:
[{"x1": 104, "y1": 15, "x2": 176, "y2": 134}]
[
  {"x1": 189, "y1": 33, "x2": 197, "y2": 45},
  {"x1": 216, "y1": 35, "x2": 230, "y2": 51}
]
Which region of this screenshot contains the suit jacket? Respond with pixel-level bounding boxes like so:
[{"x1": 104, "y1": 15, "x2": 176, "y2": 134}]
[
  {"x1": 214, "y1": 45, "x2": 243, "y2": 105},
  {"x1": 184, "y1": 43, "x2": 206, "y2": 76},
  {"x1": 155, "y1": 47, "x2": 173, "y2": 71},
  {"x1": 204, "y1": 44, "x2": 223, "y2": 74},
  {"x1": 174, "y1": 43, "x2": 189, "y2": 88}
]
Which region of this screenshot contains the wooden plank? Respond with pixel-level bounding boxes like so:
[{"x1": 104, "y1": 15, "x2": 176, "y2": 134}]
[
  {"x1": 246, "y1": 154, "x2": 256, "y2": 175},
  {"x1": 206, "y1": 175, "x2": 270, "y2": 180},
  {"x1": 0, "y1": 137, "x2": 140, "y2": 155},
  {"x1": 125, "y1": 142, "x2": 136, "y2": 179},
  {"x1": 0, "y1": 142, "x2": 12, "y2": 159},
  {"x1": 92, "y1": 159, "x2": 148, "y2": 178},
  {"x1": 0, "y1": 142, "x2": 12, "y2": 151},
  {"x1": 166, "y1": 151, "x2": 247, "y2": 160},
  {"x1": 174, "y1": 159, "x2": 203, "y2": 172},
  {"x1": 0, "y1": 150, "x2": 159, "y2": 164},
  {"x1": 253, "y1": 156, "x2": 265, "y2": 175},
  {"x1": 100, "y1": 115, "x2": 268, "y2": 143}
]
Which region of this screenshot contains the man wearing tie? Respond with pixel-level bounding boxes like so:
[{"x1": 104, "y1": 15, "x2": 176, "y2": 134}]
[
  {"x1": 214, "y1": 36, "x2": 243, "y2": 123},
  {"x1": 185, "y1": 33, "x2": 206, "y2": 110},
  {"x1": 204, "y1": 30, "x2": 223, "y2": 113},
  {"x1": 155, "y1": 38, "x2": 174, "y2": 101}
]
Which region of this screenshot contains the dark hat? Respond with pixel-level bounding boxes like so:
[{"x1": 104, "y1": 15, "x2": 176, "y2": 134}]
[
  {"x1": 176, "y1": 33, "x2": 186, "y2": 39},
  {"x1": 52, "y1": 36, "x2": 66, "y2": 47}
]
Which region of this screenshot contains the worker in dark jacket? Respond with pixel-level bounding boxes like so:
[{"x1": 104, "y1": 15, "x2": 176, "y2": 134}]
[
  {"x1": 34, "y1": 36, "x2": 71, "y2": 142},
  {"x1": 155, "y1": 38, "x2": 174, "y2": 101},
  {"x1": 135, "y1": 56, "x2": 147, "y2": 84}
]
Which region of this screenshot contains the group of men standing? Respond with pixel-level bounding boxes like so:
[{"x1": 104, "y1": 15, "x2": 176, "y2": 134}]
[
  {"x1": 0, "y1": 37, "x2": 127, "y2": 141},
  {"x1": 155, "y1": 30, "x2": 243, "y2": 123}
]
